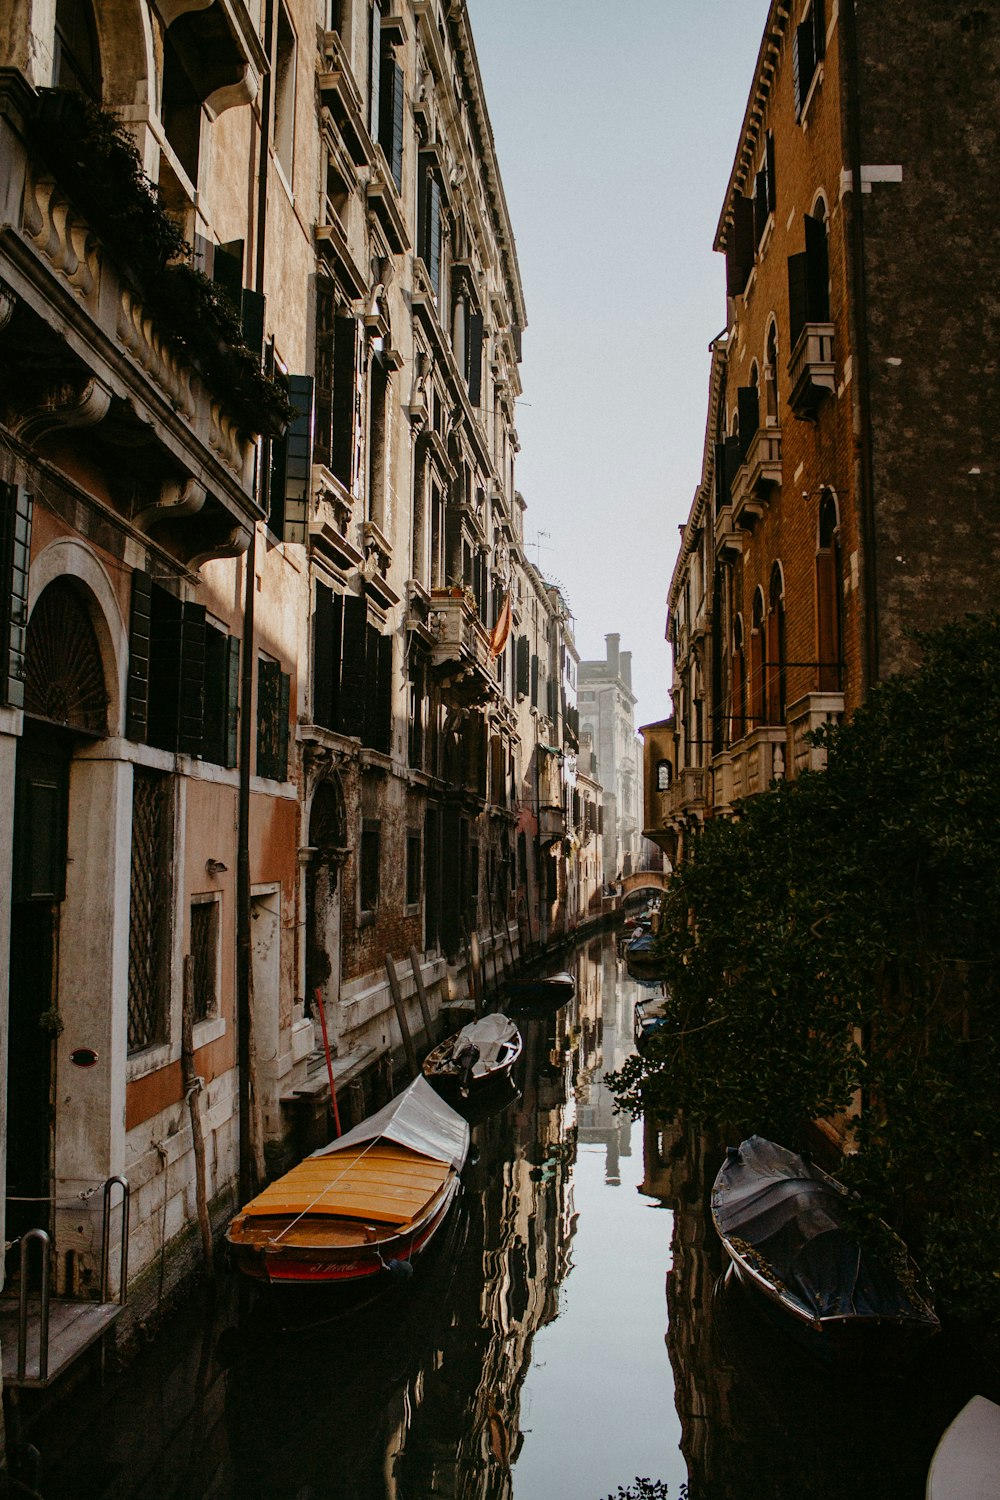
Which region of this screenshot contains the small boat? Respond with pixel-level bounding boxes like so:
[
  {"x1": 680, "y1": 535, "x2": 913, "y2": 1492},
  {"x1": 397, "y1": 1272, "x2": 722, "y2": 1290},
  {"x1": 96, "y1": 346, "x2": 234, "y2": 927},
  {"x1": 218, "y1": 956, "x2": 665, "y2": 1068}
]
[
  {"x1": 624, "y1": 933, "x2": 667, "y2": 979},
  {"x1": 226, "y1": 1077, "x2": 469, "y2": 1286},
  {"x1": 926, "y1": 1395, "x2": 1000, "y2": 1499},
  {"x1": 505, "y1": 971, "x2": 575, "y2": 1013},
  {"x1": 711, "y1": 1135, "x2": 939, "y2": 1364},
  {"x1": 422, "y1": 1012, "x2": 523, "y2": 1099},
  {"x1": 633, "y1": 993, "x2": 670, "y2": 1052}
]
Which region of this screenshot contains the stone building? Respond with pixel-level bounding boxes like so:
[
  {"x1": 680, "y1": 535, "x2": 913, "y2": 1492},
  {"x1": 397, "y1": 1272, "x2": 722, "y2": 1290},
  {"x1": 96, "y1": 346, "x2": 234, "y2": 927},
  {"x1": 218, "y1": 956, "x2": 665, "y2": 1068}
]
[
  {"x1": 664, "y1": 0, "x2": 1000, "y2": 845},
  {"x1": 0, "y1": 0, "x2": 582, "y2": 1405},
  {"x1": 578, "y1": 632, "x2": 642, "y2": 884}
]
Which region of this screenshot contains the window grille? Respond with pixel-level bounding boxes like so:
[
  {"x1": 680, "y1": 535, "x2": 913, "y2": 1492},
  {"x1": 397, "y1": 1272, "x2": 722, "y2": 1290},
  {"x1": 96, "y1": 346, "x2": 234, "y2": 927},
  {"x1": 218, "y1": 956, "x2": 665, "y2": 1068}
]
[
  {"x1": 406, "y1": 829, "x2": 421, "y2": 909},
  {"x1": 190, "y1": 900, "x2": 218, "y2": 1022},
  {"x1": 128, "y1": 769, "x2": 172, "y2": 1053},
  {"x1": 360, "y1": 819, "x2": 380, "y2": 913}
]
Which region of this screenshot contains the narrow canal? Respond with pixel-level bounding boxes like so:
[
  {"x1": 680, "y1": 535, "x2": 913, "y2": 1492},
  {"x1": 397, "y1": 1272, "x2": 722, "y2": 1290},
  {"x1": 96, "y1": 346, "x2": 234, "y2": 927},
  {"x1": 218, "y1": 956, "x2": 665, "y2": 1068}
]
[{"x1": 23, "y1": 932, "x2": 995, "y2": 1499}]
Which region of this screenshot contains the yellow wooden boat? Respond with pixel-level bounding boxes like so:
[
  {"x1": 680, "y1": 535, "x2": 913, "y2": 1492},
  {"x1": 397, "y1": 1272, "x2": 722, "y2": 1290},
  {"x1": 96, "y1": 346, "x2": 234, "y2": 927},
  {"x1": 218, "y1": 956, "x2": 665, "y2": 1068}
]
[{"x1": 226, "y1": 1077, "x2": 469, "y2": 1285}]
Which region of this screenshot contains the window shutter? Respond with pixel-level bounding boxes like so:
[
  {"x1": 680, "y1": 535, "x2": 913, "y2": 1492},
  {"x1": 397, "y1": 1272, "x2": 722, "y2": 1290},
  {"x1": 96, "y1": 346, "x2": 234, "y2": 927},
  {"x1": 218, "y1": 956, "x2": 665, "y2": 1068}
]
[
  {"x1": 726, "y1": 194, "x2": 755, "y2": 298},
  {"x1": 804, "y1": 213, "x2": 830, "y2": 321},
  {"x1": 427, "y1": 177, "x2": 441, "y2": 296},
  {"x1": 282, "y1": 374, "x2": 314, "y2": 544},
  {"x1": 368, "y1": 0, "x2": 381, "y2": 138},
  {"x1": 766, "y1": 132, "x2": 776, "y2": 214},
  {"x1": 795, "y1": 19, "x2": 815, "y2": 116},
  {"x1": 202, "y1": 623, "x2": 227, "y2": 765},
  {"x1": 467, "y1": 310, "x2": 484, "y2": 405},
  {"x1": 530, "y1": 653, "x2": 539, "y2": 708},
  {"x1": 787, "y1": 251, "x2": 810, "y2": 348},
  {"x1": 148, "y1": 585, "x2": 184, "y2": 752},
  {"x1": 224, "y1": 635, "x2": 240, "y2": 768},
  {"x1": 363, "y1": 620, "x2": 381, "y2": 747},
  {"x1": 313, "y1": 581, "x2": 335, "y2": 729},
  {"x1": 813, "y1": 0, "x2": 826, "y2": 61},
  {"x1": 178, "y1": 601, "x2": 206, "y2": 757},
  {"x1": 213, "y1": 239, "x2": 243, "y2": 303},
  {"x1": 737, "y1": 386, "x2": 759, "y2": 460},
  {"x1": 241, "y1": 288, "x2": 266, "y2": 361},
  {"x1": 374, "y1": 631, "x2": 392, "y2": 755},
  {"x1": 3, "y1": 484, "x2": 31, "y2": 711},
  {"x1": 547, "y1": 676, "x2": 558, "y2": 721},
  {"x1": 516, "y1": 634, "x2": 530, "y2": 697},
  {"x1": 126, "y1": 569, "x2": 152, "y2": 742},
  {"x1": 379, "y1": 59, "x2": 404, "y2": 191},
  {"x1": 714, "y1": 443, "x2": 727, "y2": 510},
  {"x1": 754, "y1": 167, "x2": 769, "y2": 247},
  {"x1": 331, "y1": 316, "x2": 358, "y2": 488},
  {"x1": 256, "y1": 658, "x2": 285, "y2": 778},
  {"x1": 315, "y1": 282, "x2": 335, "y2": 469},
  {"x1": 338, "y1": 594, "x2": 368, "y2": 739},
  {"x1": 277, "y1": 669, "x2": 290, "y2": 781}
]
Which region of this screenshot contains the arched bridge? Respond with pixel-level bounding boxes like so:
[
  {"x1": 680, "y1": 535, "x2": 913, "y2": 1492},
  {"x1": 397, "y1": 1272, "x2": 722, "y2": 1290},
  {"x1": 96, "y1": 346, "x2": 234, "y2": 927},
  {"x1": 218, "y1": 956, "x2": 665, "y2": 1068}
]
[{"x1": 621, "y1": 869, "x2": 670, "y2": 897}]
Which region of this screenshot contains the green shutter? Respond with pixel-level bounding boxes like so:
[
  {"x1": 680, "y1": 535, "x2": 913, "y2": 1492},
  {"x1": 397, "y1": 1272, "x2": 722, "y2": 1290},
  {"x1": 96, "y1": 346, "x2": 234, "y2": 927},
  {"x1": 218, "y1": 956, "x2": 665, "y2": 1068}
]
[
  {"x1": 467, "y1": 311, "x2": 484, "y2": 405},
  {"x1": 277, "y1": 669, "x2": 290, "y2": 781},
  {"x1": 224, "y1": 635, "x2": 240, "y2": 768},
  {"x1": 178, "y1": 601, "x2": 206, "y2": 757},
  {"x1": 282, "y1": 374, "x2": 314, "y2": 544},
  {"x1": 338, "y1": 594, "x2": 368, "y2": 739}
]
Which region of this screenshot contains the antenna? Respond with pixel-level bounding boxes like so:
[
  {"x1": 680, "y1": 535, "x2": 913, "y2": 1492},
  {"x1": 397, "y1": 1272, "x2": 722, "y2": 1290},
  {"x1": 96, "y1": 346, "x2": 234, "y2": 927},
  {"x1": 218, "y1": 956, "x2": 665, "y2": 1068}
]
[{"x1": 530, "y1": 529, "x2": 552, "y2": 567}]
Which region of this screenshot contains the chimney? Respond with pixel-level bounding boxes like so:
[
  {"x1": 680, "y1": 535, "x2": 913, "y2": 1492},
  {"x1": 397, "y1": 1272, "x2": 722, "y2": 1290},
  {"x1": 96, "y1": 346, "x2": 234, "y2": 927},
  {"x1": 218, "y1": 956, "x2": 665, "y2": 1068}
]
[
  {"x1": 605, "y1": 633, "x2": 620, "y2": 675},
  {"x1": 620, "y1": 651, "x2": 632, "y2": 689}
]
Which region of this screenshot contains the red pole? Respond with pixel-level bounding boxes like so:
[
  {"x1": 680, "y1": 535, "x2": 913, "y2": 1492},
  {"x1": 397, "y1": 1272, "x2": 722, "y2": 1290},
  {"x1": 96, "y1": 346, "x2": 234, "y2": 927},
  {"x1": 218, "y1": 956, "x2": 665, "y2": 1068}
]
[{"x1": 315, "y1": 987, "x2": 342, "y2": 1138}]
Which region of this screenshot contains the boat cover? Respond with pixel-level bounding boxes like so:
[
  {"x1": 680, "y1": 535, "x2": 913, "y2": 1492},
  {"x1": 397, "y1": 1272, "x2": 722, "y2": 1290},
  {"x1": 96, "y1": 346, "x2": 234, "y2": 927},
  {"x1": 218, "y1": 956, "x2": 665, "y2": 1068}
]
[
  {"x1": 926, "y1": 1395, "x2": 1000, "y2": 1500},
  {"x1": 314, "y1": 1075, "x2": 469, "y2": 1170},
  {"x1": 713, "y1": 1135, "x2": 922, "y2": 1322},
  {"x1": 454, "y1": 1013, "x2": 520, "y2": 1077}
]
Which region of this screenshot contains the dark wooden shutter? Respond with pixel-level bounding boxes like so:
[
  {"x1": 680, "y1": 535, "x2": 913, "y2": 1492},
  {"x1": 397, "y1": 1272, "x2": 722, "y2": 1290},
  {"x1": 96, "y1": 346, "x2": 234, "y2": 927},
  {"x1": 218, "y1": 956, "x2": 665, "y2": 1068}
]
[
  {"x1": 202, "y1": 623, "x2": 227, "y2": 765},
  {"x1": 148, "y1": 584, "x2": 183, "y2": 752},
  {"x1": 374, "y1": 631, "x2": 392, "y2": 755},
  {"x1": 766, "y1": 131, "x2": 776, "y2": 213},
  {"x1": 363, "y1": 620, "x2": 380, "y2": 746},
  {"x1": 467, "y1": 310, "x2": 484, "y2": 405},
  {"x1": 754, "y1": 167, "x2": 769, "y2": 247},
  {"x1": 787, "y1": 251, "x2": 810, "y2": 348},
  {"x1": 178, "y1": 601, "x2": 206, "y2": 757},
  {"x1": 813, "y1": 0, "x2": 826, "y2": 61},
  {"x1": 282, "y1": 374, "x2": 314, "y2": 543},
  {"x1": 547, "y1": 677, "x2": 558, "y2": 721},
  {"x1": 2, "y1": 484, "x2": 31, "y2": 710},
  {"x1": 213, "y1": 239, "x2": 243, "y2": 304},
  {"x1": 224, "y1": 635, "x2": 240, "y2": 768},
  {"x1": 241, "y1": 288, "x2": 265, "y2": 361},
  {"x1": 726, "y1": 194, "x2": 756, "y2": 298},
  {"x1": 515, "y1": 635, "x2": 530, "y2": 697},
  {"x1": 277, "y1": 669, "x2": 290, "y2": 781},
  {"x1": 368, "y1": 0, "x2": 381, "y2": 138},
  {"x1": 338, "y1": 594, "x2": 368, "y2": 739},
  {"x1": 331, "y1": 316, "x2": 358, "y2": 487},
  {"x1": 737, "y1": 385, "x2": 759, "y2": 459},
  {"x1": 795, "y1": 19, "x2": 815, "y2": 116},
  {"x1": 126, "y1": 569, "x2": 152, "y2": 742},
  {"x1": 379, "y1": 59, "x2": 404, "y2": 191},
  {"x1": 530, "y1": 652, "x2": 539, "y2": 708},
  {"x1": 804, "y1": 213, "x2": 830, "y2": 321},
  {"x1": 315, "y1": 281, "x2": 335, "y2": 470},
  {"x1": 313, "y1": 581, "x2": 335, "y2": 729},
  {"x1": 427, "y1": 177, "x2": 441, "y2": 295}
]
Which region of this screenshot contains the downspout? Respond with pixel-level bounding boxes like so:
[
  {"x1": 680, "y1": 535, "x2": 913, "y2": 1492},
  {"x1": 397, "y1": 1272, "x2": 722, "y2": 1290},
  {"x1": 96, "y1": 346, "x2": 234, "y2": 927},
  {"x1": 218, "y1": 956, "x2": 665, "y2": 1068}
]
[
  {"x1": 840, "y1": 0, "x2": 879, "y2": 691},
  {"x1": 237, "y1": 0, "x2": 274, "y2": 1205}
]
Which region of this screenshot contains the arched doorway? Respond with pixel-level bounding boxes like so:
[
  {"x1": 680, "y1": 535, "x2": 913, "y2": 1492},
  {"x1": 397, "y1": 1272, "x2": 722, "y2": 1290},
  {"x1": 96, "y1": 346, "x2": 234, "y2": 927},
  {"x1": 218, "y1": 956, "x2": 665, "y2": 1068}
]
[{"x1": 7, "y1": 578, "x2": 108, "y2": 1245}]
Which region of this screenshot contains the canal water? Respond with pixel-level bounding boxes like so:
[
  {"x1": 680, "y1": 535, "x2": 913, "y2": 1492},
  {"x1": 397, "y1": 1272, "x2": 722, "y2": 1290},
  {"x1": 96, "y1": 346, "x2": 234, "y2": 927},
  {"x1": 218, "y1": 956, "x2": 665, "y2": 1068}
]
[{"x1": 22, "y1": 932, "x2": 997, "y2": 1499}]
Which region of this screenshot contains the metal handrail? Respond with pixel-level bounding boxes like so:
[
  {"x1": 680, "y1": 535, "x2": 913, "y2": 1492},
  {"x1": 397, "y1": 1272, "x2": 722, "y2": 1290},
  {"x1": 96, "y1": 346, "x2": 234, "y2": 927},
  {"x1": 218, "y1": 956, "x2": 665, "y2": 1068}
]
[
  {"x1": 100, "y1": 1175, "x2": 130, "y2": 1305},
  {"x1": 18, "y1": 1229, "x2": 51, "y2": 1384}
]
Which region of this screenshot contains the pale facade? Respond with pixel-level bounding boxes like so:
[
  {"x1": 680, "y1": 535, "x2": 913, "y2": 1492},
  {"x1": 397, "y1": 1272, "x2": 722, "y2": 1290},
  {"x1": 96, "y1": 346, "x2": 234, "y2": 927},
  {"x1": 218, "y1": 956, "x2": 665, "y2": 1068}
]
[{"x1": 578, "y1": 633, "x2": 641, "y2": 884}]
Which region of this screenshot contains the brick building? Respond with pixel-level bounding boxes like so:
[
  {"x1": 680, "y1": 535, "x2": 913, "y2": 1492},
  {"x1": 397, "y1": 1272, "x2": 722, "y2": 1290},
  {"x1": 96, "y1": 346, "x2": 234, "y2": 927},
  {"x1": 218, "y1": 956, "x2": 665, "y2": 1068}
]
[{"x1": 663, "y1": 0, "x2": 1000, "y2": 846}]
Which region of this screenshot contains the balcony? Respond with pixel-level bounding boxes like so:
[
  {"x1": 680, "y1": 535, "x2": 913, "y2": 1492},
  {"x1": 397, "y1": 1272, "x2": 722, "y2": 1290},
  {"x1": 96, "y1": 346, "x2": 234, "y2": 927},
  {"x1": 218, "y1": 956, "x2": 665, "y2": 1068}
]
[
  {"x1": 787, "y1": 692, "x2": 844, "y2": 777},
  {"x1": 319, "y1": 33, "x2": 374, "y2": 168},
  {"x1": 665, "y1": 766, "x2": 707, "y2": 822},
  {"x1": 714, "y1": 503, "x2": 743, "y2": 561},
  {"x1": 539, "y1": 804, "x2": 567, "y2": 843},
  {"x1": 715, "y1": 727, "x2": 787, "y2": 810},
  {"x1": 732, "y1": 426, "x2": 782, "y2": 530},
  {"x1": 788, "y1": 322, "x2": 835, "y2": 419},
  {"x1": 427, "y1": 588, "x2": 497, "y2": 706}
]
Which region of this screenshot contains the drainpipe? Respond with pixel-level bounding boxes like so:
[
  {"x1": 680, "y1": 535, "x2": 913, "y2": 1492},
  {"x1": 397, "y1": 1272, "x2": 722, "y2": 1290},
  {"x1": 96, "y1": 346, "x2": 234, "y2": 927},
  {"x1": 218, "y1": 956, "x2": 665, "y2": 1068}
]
[
  {"x1": 237, "y1": 0, "x2": 274, "y2": 1204},
  {"x1": 840, "y1": 0, "x2": 879, "y2": 691}
]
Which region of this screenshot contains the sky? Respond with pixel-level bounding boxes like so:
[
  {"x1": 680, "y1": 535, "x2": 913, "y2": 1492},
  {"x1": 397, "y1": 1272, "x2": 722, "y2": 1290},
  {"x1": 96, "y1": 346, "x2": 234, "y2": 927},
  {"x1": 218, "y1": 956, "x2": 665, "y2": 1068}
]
[{"x1": 464, "y1": 0, "x2": 771, "y2": 728}]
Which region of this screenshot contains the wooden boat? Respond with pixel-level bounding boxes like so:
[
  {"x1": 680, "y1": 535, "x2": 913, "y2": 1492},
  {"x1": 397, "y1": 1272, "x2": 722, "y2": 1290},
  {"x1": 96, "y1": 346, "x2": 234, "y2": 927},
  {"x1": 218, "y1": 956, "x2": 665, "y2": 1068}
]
[
  {"x1": 624, "y1": 933, "x2": 667, "y2": 979},
  {"x1": 711, "y1": 1135, "x2": 940, "y2": 1364},
  {"x1": 505, "y1": 971, "x2": 575, "y2": 1013},
  {"x1": 422, "y1": 1012, "x2": 522, "y2": 1099},
  {"x1": 633, "y1": 993, "x2": 670, "y2": 1052},
  {"x1": 226, "y1": 1077, "x2": 469, "y2": 1286},
  {"x1": 926, "y1": 1395, "x2": 1000, "y2": 1499}
]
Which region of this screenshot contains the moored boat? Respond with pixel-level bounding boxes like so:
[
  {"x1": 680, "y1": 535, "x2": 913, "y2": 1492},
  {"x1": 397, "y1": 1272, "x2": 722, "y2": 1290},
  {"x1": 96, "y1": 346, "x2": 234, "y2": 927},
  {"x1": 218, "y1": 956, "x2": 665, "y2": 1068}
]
[
  {"x1": 926, "y1": 1395, "x2": 1000, "y2": 1499},
  {"x1": 422, "y1": 1012, "x2": 522, "y2": 1099},
  {"x1": 505, "y1": 970, "x2": 575, "y2": 1013},
  {"x1": 226, "y1": 1077, "x2": 469, "y2": 1286},
  {"x1": 711, "y1": 1135, "x2": 939, "y2": 1364},
  {"x1": 624, "y1": 933, "x2": 667, "y2": 980},
  {"x1": 633, "y1": 992, "x2": 670, "y2": 1052}
]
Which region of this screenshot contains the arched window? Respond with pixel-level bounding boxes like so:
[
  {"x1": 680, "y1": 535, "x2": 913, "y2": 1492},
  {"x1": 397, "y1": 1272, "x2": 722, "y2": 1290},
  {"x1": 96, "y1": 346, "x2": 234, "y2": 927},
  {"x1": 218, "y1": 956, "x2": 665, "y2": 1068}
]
[
  {"x1": 731, "y1": 614, "x2": 747, "y2": 743},
  {"x1": 656, "y1": 759, "x2": 672, "y2": 793},
  {"x1": 54, "y1": 0, "x2": 102, "y2": 100},
  {"x1": 766, "y1": 563, "x2": 786, "y2": 724},
  {"x1": 765, "y1": 321, "x2": 779, "y2": 424},
  {"x1": 816, "y1": 489, "x2": 843, "y2": 691},
  {"x1": 750, "y1": 588, "x2": 765, "y2": 728}
]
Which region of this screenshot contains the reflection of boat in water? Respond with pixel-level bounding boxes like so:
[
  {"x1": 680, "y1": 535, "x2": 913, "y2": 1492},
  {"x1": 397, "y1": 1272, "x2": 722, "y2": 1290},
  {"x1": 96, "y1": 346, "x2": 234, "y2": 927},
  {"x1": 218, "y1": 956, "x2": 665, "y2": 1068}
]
[
  {"x1": 226, "y1": 1077, "x2": 469, "y2": 1285},
  {"x1": 624, "y1": 933, "x2": 667, "y2": 980},
  {"x1": 712, "y1": 1136, "x2": 939, "y2": 1364},
  {"x1": 505, "y1": 970, "x2": 575, "y2": 1014},
  {"x1": 926, "y1": 1395, "x2": 1000, "y2": 1500},
  {"x1": 423, "y1": 1012, "x2": 523, "y2": 1100},
  {"x1": 634, "y1": 992, "x2": 670, "y2": 1052}
]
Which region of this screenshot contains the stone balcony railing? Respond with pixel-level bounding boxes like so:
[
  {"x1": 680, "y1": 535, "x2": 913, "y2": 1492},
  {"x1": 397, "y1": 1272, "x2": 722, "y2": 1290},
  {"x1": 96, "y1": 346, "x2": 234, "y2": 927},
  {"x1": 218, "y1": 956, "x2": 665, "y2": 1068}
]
[
  {"x1": 427, "y1": 588, "x2": 497, "y2": 705},
  {"x1": 714, "y1": 502, "x2": 743, "y2": 561},
  {"x1": 788, "y1": 322, "x2": 835, "y2": 418},
  {"x1": 713, "y1": 726, "x2": 787, "y2": 810},
  {"x1": 539, "y1": 803, "x2": 567, "y2": 842},
  {"x1": 788, "y1": 691, "x2": 845, "y2": 776},
  {"x1": 732, "y1": 425, "x2": 782, "y2": 530},
  {"x1": 664, "y1": 765, "x2": 707, "y2": 822}
]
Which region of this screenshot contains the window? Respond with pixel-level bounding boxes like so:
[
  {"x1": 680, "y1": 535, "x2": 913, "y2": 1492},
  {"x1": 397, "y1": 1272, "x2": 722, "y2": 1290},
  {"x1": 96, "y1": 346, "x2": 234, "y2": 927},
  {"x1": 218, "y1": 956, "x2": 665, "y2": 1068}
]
[
  {"x1": 315, "y1": 284, "x2": 359, "y2": 487},
  {"x1": 0, "y1": 482, "x2": 31, "y2": 709},
  {"x1": 656, "y1": 759, "x2": 672, "y2": 793},
  {"x1": 161, "y1": 28, "x2": 201, "y2": 185},
  {"x1": 417, "y1": 155, "x2": 443, "y2": 296},
  {"x1": 732, "y1": 615, "x2": 747, "y2": 742},
  {"x1": 312, "y1": 588, "x2": 391, "y2": 753},
  {"x1": 753, "y1": 131, "x2": 776, "y2": 248},
  {"x1": 736, "y1": 382, "x2": 760, "y2": 462},
  {"x1": 367, "y1": 351, "x2": 389, "y2": 527},
  {"x1": 273, "y1": 2, "x2": 296, "y2": 181},
  {"x1": 816, "y1": 490, "x2": 843, "y2": 691},
  {"x1": 407, "y1": 651, "x2": 426, "y2": 769},
  {"x1": 128, "y1": 769, "x2": 172, "y2": 1054},
  {"x1": 54, "y1": 0, "x2": 102, "y2": 99},
  {"x1": 190, "y1": 897, "x2": 219, "y2": 1022},
  {"x1": 360, "y1": 819, "x2": 380, "y2": 914},
  {"x1": 256, "y1": 654, "x2": 290, "y2": 780},
  {"x1": 405, "y1": 828, "x2": 421, "y2": 910},
  {"x1": 750, "y1": 589, "x2": 766, "y2": 728},
  {"x1": 267, "y1": 373, "x2": 313, "y2": 543},
  {"x1": 378, "y1": 45, "x2": 404, "y2": 192},
  {"x1": 765, "y1": 322, "x2": 780, "y2": 424},
  {"x1": 202, "y1": 624, "x2": 240, "y2": 768},
  {"x1": 787, "y1": 208, "x2": 830, "y2": 349},
  {"x1": 794, "y1": 0, "x2": 826, "y2": 120},
  {"x1": 766, "y1": 563, "x2": 786, "y2": 724}
]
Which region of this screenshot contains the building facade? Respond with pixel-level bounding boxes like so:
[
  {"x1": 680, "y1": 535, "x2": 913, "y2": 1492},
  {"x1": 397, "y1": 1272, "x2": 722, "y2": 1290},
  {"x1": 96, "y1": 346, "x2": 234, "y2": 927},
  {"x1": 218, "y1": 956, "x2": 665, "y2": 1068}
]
[
  {"x1": 578, "y1": 633, "x2": 642, "y2": 885},
  {"x1": 0, "y1": 0, "x2": 589, "y2": 1399},
  {"x1": 663, "y1": 0, "x2": 1000, "y2": 849}
]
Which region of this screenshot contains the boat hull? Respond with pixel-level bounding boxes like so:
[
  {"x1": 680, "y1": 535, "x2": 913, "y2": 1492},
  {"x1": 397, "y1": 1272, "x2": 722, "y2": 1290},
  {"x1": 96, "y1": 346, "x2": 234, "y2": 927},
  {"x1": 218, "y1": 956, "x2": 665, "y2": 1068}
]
[{"x1": 505, "y1": 973, "x2": 575, "y2": 1014}]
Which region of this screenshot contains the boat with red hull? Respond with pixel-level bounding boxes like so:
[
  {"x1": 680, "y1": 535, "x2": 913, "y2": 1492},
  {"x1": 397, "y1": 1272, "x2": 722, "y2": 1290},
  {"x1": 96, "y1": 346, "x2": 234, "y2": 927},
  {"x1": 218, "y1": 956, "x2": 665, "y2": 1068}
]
[{"x1": 226, "y1": 1077, "x2": 469, "y2": 1286}]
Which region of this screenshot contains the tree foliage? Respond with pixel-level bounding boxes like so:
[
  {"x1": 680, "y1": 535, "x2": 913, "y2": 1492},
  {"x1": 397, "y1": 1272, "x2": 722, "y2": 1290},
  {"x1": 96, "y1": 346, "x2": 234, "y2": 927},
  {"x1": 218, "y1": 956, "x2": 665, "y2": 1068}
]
[{"x1": 609, "y1": 614, "x2": 1000, "y2": 1328}]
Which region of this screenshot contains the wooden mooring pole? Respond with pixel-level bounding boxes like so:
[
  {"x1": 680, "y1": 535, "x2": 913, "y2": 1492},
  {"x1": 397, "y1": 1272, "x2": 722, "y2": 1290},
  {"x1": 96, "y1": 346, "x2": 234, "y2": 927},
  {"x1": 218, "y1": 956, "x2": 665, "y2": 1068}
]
[{"x1": 385, "y1": 952, "x2": 419, "y2": 1079}]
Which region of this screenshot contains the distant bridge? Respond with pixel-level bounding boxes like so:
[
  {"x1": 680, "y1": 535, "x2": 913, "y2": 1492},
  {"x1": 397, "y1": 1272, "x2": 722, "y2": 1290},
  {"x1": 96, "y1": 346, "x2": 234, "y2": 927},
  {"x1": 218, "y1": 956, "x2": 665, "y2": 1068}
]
[{"x1": 621, "y1": 869, "x2": 670, "y2": 897}]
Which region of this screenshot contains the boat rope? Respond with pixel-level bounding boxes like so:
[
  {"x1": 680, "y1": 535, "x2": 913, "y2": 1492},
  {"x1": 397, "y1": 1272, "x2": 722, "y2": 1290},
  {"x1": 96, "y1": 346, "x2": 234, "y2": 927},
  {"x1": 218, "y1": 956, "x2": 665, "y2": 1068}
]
[{"x1": 267, "y1": 1132, "x2": 388, "y2": 1245}]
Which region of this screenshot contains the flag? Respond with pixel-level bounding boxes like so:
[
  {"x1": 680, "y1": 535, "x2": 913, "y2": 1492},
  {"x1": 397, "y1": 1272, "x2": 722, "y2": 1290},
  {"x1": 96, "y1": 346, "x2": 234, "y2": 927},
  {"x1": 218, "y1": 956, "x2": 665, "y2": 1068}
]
[{"x1": 489, "y1": 593, "x2": 512, "y2": 658}]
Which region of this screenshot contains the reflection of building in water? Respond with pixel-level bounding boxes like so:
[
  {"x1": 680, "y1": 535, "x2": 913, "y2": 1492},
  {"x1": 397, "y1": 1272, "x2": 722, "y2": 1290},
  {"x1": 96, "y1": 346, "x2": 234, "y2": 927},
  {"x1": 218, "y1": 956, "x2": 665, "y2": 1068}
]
[{"x1": 575, "y1": 936, "x2": 636, "y2": 1184}]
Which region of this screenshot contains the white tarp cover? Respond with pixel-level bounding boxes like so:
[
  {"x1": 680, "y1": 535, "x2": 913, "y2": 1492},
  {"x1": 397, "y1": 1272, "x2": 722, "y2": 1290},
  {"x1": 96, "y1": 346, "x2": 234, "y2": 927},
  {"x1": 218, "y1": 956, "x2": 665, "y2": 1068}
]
[
  {"x1": 312, "y1": 1074, "x2": 469, "y2": 1170},
  {"x1": 456, "y1": 1013, "x2": 520, "y2": 1077},
  {"x1": 927, "y1": 1396, "x2": 1000, "y2": 1500}
]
